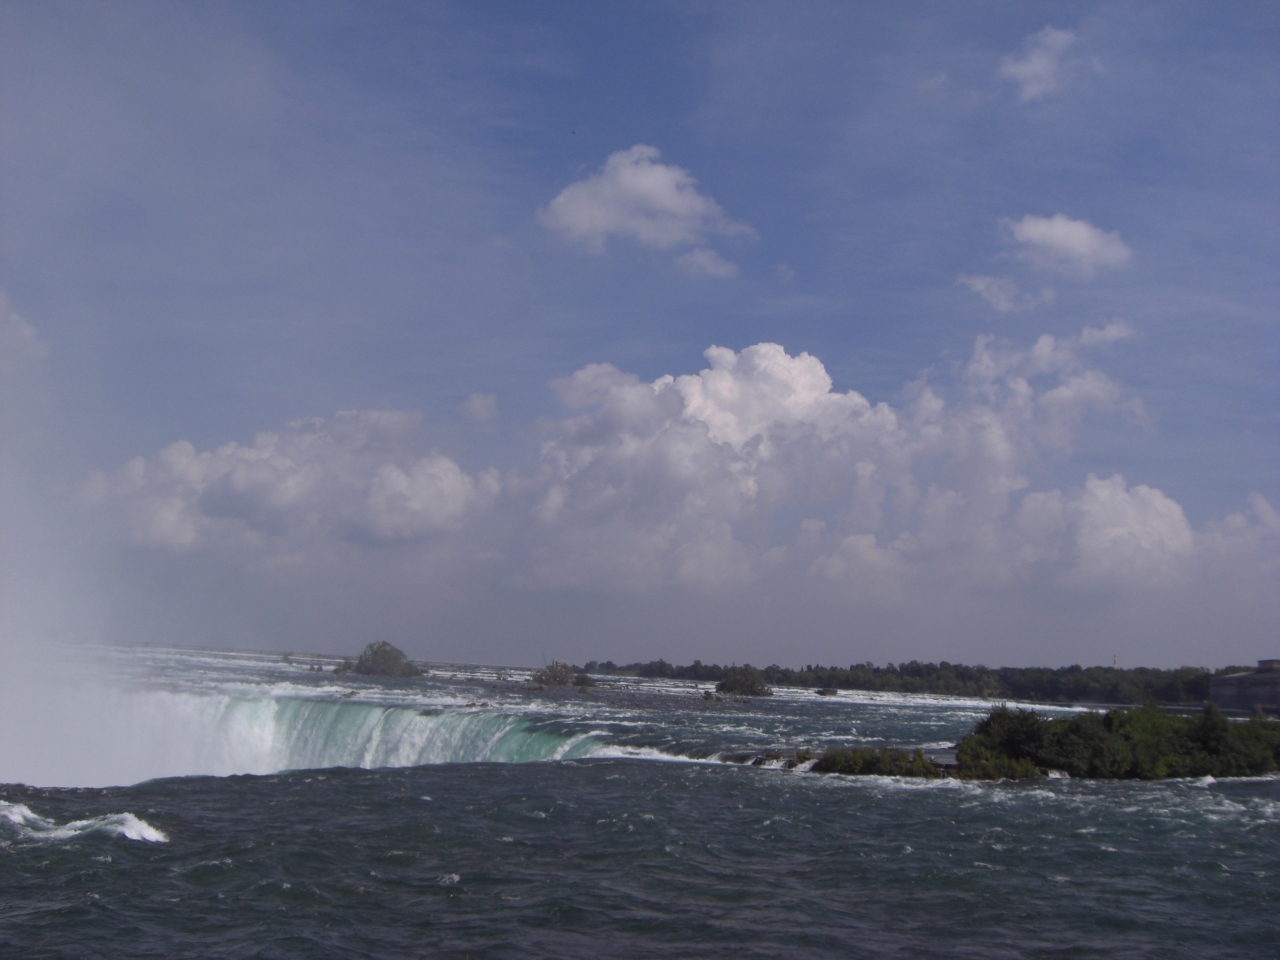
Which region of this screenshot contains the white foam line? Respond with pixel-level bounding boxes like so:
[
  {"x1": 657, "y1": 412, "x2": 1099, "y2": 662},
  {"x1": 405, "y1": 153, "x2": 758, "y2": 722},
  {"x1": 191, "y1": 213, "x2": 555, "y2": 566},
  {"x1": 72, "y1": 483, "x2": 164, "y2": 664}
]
[{"x1": 0, "y1": 801, "x2": 168, "y2": 843}]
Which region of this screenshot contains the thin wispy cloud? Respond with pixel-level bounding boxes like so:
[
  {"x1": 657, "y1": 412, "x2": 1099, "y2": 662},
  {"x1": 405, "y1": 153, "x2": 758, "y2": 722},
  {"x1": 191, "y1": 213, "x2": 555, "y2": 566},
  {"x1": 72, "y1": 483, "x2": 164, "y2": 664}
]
[
  {"x1": 956, "y1": 274, "x2": 1017, "y2": 312},
  {"x1": 1080, "y1": 321, "x2": 1135, "y2": 345},
  {"x1": 999, "y1": 26, "x2": 1076, "y2": 101},
  {"x1": 956, "y1": 275, "x2": 1055, "y2": 313},
  {"x1": 676, "y1": 247, "x2": 739, "y2": 279},
  {"x1": 460, "y1": 392, "x2": 498, "y2": 422},
  {"x1": 0, "y1": 294, "x2": 47, "y2": 376}
]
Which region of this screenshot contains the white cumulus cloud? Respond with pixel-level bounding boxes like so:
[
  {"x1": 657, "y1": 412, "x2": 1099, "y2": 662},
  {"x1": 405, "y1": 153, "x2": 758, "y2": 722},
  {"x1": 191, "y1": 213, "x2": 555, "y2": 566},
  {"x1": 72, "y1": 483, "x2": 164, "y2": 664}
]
[
  {"x1": 525, "y1": 335, "x2": 1135, "y2": 591},
  {"x1": 1006, "y1": 213, "x2": 1131, "y2": 276},
  {"x1": 84, "y1": 332, "x2": 1279, "y2": 663},
  {"x1": 540, "y1": 145, "x2": 752, "y2": 273},
  {"x1": 999, "y1": 26, "x2": 1076, "y2": 101},
  {"x1": 86, "y1": 411, "x2": 496, "y2": 549},
  {"x1": 367, "y1": 455, "x2": 486, "y2": 540},
  {"x1": 1070, "y1": 473, "x2": 1194, "y2": 585}
]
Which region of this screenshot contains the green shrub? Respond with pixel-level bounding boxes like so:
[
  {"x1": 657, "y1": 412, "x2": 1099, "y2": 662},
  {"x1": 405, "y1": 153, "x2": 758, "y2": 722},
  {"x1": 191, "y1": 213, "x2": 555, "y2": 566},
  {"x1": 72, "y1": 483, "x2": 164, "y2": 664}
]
[
  {"x1": 813, "y1": 746, "x2": 943, "y2": 777},
  {"x1": 333, "y1": 642, "x2": 422, "y2": 678},
  {"x1": 533, "y1": 661, "x2": 577, "y2": 686},
  {"x1": 716, "y1": 665, "x2": 772, "y2": 697},
  {"x1": 956, "y1": 703, "x2": 1280, "y2": 780}
]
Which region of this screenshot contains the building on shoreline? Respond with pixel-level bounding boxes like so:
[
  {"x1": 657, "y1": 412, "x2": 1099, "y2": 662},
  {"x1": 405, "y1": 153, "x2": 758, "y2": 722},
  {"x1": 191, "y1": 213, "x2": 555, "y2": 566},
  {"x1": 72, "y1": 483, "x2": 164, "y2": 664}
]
[{"x1": 1210, "y1": 660, "x2": 1280, "y2": 714}]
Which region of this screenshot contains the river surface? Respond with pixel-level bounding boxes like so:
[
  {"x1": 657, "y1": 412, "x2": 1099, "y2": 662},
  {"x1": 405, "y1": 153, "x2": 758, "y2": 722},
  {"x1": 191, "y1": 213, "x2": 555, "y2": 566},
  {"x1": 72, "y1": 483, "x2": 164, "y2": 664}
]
[{"x1": 2, "y1": 646, "x2": 1276, "y2": 958}]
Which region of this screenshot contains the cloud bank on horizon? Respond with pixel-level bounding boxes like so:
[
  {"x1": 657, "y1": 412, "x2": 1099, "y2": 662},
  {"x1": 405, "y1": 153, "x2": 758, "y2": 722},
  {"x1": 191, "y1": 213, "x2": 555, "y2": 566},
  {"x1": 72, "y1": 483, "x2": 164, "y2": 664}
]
[
  {"x1": 75, "y1": 330, "x2": 1278, "y2": 668},
  {"x1": 0, "y1": 4, "x2": 1276, "y2": 668}
]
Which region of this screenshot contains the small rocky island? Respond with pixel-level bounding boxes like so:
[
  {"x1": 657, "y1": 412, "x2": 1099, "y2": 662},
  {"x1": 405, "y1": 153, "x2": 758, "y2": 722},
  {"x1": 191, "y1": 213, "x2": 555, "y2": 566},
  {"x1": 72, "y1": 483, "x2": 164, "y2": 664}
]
[
  {"x1": 532, "y1": 661, "x2": 595, "y2": 689},
  {"x1": 715, "y1": 665, "x2": 771, "y2": 697},
  {"x1": 334, "y1": 641, "x2": 423, "y2": 678}
]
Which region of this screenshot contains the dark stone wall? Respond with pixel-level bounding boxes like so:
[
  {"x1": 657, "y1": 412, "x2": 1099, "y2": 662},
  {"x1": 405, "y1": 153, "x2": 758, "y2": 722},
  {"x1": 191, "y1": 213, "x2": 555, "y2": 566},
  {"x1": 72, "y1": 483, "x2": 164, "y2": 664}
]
[{"x1": 1211, "y1": 662, "x2": 1280, "y2": 713}]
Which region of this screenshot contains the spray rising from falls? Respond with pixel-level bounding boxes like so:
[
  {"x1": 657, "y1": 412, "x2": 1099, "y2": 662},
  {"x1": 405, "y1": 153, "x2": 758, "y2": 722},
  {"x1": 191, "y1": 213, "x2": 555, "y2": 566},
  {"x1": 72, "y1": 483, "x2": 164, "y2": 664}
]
[{"x1": 0, "y1": 646, "x2": 623, "y2": 787}]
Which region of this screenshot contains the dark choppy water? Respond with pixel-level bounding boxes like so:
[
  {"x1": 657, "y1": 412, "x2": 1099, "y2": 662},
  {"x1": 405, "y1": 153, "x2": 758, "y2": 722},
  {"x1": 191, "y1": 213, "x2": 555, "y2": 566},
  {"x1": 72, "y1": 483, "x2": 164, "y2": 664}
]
[{"x1": 2, "y1": 648, "x2": 1277, "y2": 958}]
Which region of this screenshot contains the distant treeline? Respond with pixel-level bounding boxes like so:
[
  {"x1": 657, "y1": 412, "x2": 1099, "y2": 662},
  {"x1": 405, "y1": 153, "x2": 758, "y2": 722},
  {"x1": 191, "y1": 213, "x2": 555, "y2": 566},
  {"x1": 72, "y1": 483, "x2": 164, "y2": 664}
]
[{"x1": 578, "y1": 659, "x2": 1250, "y2": 705}]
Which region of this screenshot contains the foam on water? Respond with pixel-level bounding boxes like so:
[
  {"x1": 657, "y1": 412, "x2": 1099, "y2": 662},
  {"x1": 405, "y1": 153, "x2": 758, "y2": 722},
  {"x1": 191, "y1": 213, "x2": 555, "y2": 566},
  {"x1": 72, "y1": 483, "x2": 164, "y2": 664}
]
[
  {"x1": 0, "y1": 800, "x2": 168, "y2": 843},
  {"x1": 584, "y1": 743, "x2": 714, "y2": 764}
]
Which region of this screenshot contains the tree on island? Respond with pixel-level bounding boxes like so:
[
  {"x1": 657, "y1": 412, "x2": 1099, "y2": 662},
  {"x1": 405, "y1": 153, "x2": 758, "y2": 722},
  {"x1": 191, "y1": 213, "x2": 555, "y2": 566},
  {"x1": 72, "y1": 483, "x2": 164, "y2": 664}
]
[
  {"x1": 529, "y1": 660, "x2": 593, "y2": 691},
  {"x1": 335, "y1": 641, "x2": 422, "y2": 678},
  {"x1": 533, "y1": 661, "x2": 577, "y2": 686},
  {"x1": 716, "y1": 665, "x2": 771, "y2": 697}
]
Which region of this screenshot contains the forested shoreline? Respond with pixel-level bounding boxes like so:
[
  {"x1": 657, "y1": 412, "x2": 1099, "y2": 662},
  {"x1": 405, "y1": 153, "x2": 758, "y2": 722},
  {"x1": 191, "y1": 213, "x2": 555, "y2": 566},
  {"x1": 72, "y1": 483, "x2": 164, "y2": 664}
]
[{"x1": 578, "y1": 658, "x2": 1247, "y2": 705}]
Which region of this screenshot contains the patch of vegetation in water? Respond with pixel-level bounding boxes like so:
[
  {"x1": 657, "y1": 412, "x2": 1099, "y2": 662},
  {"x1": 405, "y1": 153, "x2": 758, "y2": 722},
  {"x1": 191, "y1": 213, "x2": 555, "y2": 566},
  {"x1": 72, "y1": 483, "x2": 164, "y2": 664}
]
[
  {"x1": 334, "y1": 641, "x2": 422, "y2": 678},
  {"x1": 812, "y1": 746, "x2": 942, "y2": 778},
  {"x1": 715, "y1": 665, "x2": 771, "y2": 697},
  {"x1": 956, "y1": 703, "x2": 1280, "y2": 780},
  {"x1": 532, "y1": 661, "x2": 577, "y2": 686}
]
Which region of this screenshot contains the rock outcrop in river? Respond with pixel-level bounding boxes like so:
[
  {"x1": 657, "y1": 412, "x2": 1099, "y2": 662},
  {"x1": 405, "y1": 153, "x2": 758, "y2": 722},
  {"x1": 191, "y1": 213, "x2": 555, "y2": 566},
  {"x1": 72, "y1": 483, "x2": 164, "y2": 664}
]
[{"x1": 335, "y1": 642, "x2": 422, "y2": 678}]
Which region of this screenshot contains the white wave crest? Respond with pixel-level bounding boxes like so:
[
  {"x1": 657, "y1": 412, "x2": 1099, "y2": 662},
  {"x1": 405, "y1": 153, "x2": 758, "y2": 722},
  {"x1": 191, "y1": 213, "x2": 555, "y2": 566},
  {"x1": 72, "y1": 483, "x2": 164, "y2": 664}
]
[{"x1": 0, "y1": 800, "x2": 168, "y2": 843}]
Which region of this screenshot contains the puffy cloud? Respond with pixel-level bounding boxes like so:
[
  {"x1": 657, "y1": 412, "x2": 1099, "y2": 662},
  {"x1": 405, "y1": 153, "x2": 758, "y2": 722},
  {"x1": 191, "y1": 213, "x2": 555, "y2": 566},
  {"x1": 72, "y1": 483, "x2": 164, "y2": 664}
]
[
  {"x1": 524, "y1": 335, "x2": 1145, "y2": 591},
  {"x1": 86, "y1": 333, "x2": 1278, "y2": 662},
  {"x1": 540, "y1": 145, "x2": 752, "y2": 271},
  {"x1": 999, "y1": 26, "x2": 1075, "y2": 101},
  {"x1": 669, "y1": 342, "x2": 886, "y2": 451},
  {"x1": 1006, "y1": 213, "x2": 1131, "y2": 276},
  {"x1": 92, "y1": 335, "x2": 1140, "y2": 578},
  {"x1": 367, "y1": 456, "x2": 492, "y2": 540},
  {"x1": 86, "y1": 411, "x2": 495, "y2": 550},
  {"x1": 1069, "y1": 474, "x2": 1193, "y2": 585}
]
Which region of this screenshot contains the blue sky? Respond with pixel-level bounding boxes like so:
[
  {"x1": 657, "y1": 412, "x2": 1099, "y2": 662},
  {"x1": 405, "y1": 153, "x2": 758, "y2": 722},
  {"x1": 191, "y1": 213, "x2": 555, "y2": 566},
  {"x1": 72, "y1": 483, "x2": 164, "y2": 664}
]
[{"x1": 1, "y1": 2, "x2": 1276, "y2": 667}]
